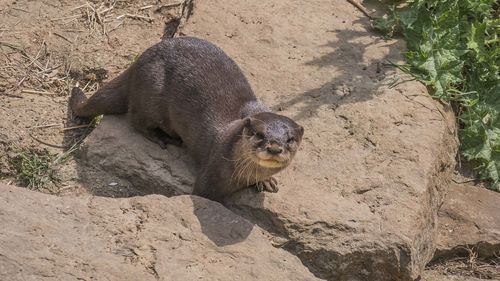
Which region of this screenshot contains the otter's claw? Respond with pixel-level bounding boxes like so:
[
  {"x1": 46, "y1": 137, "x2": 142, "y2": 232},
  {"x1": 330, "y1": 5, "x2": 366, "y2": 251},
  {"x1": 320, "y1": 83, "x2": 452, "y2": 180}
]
[{"x1": 255, "y1": 177, "x2": 279, "y2": 193}]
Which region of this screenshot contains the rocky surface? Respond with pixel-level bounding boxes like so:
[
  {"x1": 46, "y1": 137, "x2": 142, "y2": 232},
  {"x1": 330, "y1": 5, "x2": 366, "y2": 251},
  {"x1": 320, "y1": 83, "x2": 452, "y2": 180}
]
[
  {"x1": 421, "y1": 270, "x2": 486, "y2": 281},
  {"x1": 434, "y1": 183, "x2": 500, "y2": 260},
  {"x1": 181, "y1": 1, "x2": 458, "y2": 279},
  {"x1": 0, "y1": 184, "x2": 320, "y2": 281},
  {"x1": 80, "y1": 0, "x2": 458, "y2": 280},
  {"x1": 79, "y1": 115, "x2": 195, "y2": 197},
  {"x1": 419, "y1": 182, "x2": 500, "y2": 281}
]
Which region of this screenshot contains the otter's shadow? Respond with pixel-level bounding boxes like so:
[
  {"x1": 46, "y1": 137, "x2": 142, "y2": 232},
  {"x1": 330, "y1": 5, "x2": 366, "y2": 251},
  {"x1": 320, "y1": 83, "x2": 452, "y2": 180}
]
[{"x1": 190, "y1": 193, "x2": 265, "y2": 247}]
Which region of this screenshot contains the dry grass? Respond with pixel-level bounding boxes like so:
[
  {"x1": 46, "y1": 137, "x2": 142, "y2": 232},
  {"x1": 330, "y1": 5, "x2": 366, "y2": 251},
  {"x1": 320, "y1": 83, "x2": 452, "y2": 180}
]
[
  {"x1": 8, "y1": 148, "x2": 60, "y2": 192},
  {"x1": 0, "y1": 0, "x2": 186, "y2": 191},
  {"x1": 427, "y1": 247, "x2": 500, "y2": 279},
  {"x1": 0, "y1": 1, "x2": 157, "y2": 99},
  {"x1": 0, "y1": 39, "x2": 74, "y2": 97},
  {"x1": 0, "y1": 0, "x2": 182, "y2": 99}
]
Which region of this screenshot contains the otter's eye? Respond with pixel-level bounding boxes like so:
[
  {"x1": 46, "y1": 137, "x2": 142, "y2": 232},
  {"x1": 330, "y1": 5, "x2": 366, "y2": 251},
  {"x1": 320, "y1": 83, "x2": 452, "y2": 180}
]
[
  {"x1": 255, "y1": 132, "x2": 265, "y2": 139},
  {"x1": 287, "y1": 137, "x2": 295, "y2": 143}
]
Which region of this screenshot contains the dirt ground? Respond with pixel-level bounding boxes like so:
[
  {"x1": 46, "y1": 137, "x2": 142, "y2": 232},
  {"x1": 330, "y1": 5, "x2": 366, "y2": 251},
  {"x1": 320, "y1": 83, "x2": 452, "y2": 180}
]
[
  {"x1": 0, "y1": 0, "x2": 496, "y2": 280},
  {"x1": 0, "y1": 0, "x2": 189, "y2": 195}
]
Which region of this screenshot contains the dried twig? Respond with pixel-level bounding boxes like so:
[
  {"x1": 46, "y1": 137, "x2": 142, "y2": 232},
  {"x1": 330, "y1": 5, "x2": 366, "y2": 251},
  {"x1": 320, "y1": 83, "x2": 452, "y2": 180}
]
[
  {"x1": 36, "y1": 64, "x2": 62, "y2": 75},
  {"x1": 29, "y1": 132, "x2": 66, "y2": 149},
  {"x1": 25, "y1": 40, "x2": 46, "y2": 70},
  {"x1": 139, "y1": 5, "x2": 154, "y2": 10},
  {"x1": 29, "y1": 123, "x2": 61, "y2": 130},
  {"x1": 75, "y1": 2, "x2": 116, "y2": 35},
  {"x1": 347, "y1": 0, "x2": 373, "y2": 19},
  {"x1": 61, "y1": 124, "x2": 91, "y2": 131},
  {"x1": 452, "y1": 178, "x2": 476, "y2": 184},
  {"x1": 50, "y1": 14, "x2": 80, "y2": 22},
  {"x1": 108, "y1": 21, "x2": 123, "y2": 33},
  {"x1": 99, "y1": 6, "x2": 115, "y2": 15},
  {"x1": 53, "y1": 32, "x2": 73, "y2": 44},
  {"x1": 11, "y1": 40, "x2": 46, "y2": 87},
  {"x1": 11, "y1": 7, "x2": 29, "y2": 13},
  {"x1": 1, "y1": 93, "x2": 23, "y2": 98},
  {"x1": 16, "y1": 76, "x2": 27, "y2": 87},
  {"x1": 0, "y1": 41, "x2": 28, "y2": 56},
  {"x1": 21, "y1": 89, "x2": 57, "y2": 96},
  {"x1": 70, "y1": 4, "x2": 89, "y2": 11},
  {"x1": 117, "y1": 13, "x2": 154, "y2": 22},
  {"x1": 156, "y1": 2, "x2": 182, "y2": 11}
]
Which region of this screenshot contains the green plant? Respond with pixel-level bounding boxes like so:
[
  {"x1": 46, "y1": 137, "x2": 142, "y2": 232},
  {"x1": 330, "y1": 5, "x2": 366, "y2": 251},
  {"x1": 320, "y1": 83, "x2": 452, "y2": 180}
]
[
  {"x1": 374, "y1": 0, "x2": 500, "y2": 190},
  {"x1": 9, "y1": 149, "x2": 60, "y2": 191}
]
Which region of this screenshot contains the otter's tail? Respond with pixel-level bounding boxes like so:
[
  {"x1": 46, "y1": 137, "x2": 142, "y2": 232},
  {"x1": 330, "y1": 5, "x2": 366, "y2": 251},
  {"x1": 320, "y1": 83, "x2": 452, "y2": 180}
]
[{"x1": 70, "y1": 67, "x2": 132, "y2": 118}]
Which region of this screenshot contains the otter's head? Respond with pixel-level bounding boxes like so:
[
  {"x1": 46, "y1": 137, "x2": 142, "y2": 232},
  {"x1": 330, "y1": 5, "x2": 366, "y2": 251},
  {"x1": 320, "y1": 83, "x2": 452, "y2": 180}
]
[{"x1": 242, "y1": 112, "x2": 304, "y2": 169}]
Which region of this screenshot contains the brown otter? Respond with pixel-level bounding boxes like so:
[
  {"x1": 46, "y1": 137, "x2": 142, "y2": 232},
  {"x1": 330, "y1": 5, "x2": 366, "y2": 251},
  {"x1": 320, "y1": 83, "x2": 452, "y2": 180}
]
[{"x1": 70, "y1": 36, "x2": 304, "y2": 202}]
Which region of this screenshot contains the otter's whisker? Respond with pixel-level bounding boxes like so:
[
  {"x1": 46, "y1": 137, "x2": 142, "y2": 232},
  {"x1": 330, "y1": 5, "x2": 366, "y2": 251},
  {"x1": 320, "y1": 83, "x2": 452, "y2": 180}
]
[
  {"x1": 241, "y1": 157, "x2": 254, "y2": 187},
  {"x1": 230, "y1": 157, "x2": 243, "y2": 184},
  {"x1": 233, "y1": 153, "x2": 253, "y2": 185},
  {"x1": 254, "y1": 162, "x2": 258, "y2": 188},
  {"x1": 243, "y1": 159, "x2": 254, "y2": 186},
  {"x1": 235, "y1": 156, "x2": 251, "y2": 185}
]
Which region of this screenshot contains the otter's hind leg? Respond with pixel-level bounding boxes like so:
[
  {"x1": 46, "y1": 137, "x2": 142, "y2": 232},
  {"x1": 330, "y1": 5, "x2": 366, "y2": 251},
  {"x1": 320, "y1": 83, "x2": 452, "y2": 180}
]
[
  {"x1": 152, "y1": 128, "x2": 183, "y2": 147},
  {"x1": 128, "y1": 112, "x2": 181, "y2": 149}
]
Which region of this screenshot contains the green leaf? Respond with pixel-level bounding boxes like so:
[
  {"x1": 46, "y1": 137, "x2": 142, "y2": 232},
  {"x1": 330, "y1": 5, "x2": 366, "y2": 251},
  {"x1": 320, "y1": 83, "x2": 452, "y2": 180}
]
[{"x1": 375, "y1": 0, "x2": 500, "y2": 189}]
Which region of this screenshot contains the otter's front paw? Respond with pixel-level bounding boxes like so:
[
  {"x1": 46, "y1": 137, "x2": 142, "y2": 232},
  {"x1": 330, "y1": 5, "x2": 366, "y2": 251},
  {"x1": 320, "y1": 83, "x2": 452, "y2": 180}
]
[{"x1": 254, "y1": 177, "x2": 279, "y2": 193}]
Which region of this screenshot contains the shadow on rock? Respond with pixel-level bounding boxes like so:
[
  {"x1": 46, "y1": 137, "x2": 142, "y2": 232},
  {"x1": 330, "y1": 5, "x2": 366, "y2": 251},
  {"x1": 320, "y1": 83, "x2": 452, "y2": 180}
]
[
  {"x1": 64, "y1": 114, "x2": 196, "y2": 198},
  {"x1": 274, "y1": 18, "x2": 406, "y2": 121},
  {"x1": 190, "y1": 195, "x2": 263, "y2": 246}
]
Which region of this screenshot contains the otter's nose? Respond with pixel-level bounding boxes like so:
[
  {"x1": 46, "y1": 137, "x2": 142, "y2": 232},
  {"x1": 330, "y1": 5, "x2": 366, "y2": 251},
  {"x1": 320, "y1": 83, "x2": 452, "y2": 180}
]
[{"x1": 266, "y1": 144, "x2": 283, "y2": 155}]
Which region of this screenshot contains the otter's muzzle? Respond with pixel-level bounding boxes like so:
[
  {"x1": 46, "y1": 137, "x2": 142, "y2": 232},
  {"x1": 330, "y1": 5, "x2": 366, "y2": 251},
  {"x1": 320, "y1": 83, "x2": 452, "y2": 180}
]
[{"x1": 266, "y1": 143, "x2": 284, "y2": 155}]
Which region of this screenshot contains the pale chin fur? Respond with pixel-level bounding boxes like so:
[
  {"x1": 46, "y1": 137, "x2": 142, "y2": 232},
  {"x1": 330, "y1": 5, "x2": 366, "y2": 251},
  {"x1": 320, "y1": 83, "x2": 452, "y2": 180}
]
[
  {"x1": 255, "y1": 152, "x2": 288, "y2": 168},
  {"x1": 258, "y1": 159, "x2": 286, "y2": 168}
]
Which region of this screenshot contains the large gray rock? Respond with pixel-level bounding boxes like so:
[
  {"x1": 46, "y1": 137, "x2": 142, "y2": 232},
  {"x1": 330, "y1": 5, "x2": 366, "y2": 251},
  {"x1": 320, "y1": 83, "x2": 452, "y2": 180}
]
[
  {"x1": 79, "y1": 115, "x2": 195, "y2": 196},
  {"x1": 0, "y1": 184, "x2": 320, "y2": 281},
  {"x1": 80, "y1": 0, "x2": 457, "y2": 280},
  {"x1": 434, "y1": 183, "x2": 500, "y2": 260}
]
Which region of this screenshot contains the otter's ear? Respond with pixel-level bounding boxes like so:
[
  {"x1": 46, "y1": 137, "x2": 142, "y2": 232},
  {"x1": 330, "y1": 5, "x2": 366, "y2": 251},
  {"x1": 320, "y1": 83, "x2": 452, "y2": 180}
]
[
  {"x1": 243, "y1": 117, "x2": 252, "y2": 128},
  {"x1": 297, "y1": 125, "x2": 304, "y2": 136}
]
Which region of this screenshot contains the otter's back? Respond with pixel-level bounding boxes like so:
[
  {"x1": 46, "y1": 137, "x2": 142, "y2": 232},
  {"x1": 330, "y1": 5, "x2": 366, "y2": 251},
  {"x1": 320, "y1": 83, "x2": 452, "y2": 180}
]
[{"x1": 130, "y1": 37, "x2": 259, "y2": 160}]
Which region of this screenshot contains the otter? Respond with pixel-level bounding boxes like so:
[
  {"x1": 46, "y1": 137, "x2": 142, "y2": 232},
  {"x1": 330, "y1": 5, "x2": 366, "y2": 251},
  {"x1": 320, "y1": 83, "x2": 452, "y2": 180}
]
[{"x1": 70, "y1": 36, "x2": 304, "y2": 202}]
